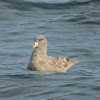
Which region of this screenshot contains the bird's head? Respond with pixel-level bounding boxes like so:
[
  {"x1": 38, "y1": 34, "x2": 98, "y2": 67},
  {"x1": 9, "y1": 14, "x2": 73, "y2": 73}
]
[{"x1": 33, "y1": 35, "x2": 47, "y2": 49}]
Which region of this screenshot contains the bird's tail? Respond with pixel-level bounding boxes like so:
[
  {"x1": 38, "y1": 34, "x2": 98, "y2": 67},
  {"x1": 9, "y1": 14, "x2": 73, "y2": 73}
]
[{"x1": 65, "y1": 55, "x2": 79, "y2": 70}]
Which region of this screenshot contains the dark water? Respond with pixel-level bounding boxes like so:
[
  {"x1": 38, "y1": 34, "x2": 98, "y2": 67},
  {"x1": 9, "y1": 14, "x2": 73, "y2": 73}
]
[{"x1": 0, "y1": 0, "x2": 100, "y2": 100}]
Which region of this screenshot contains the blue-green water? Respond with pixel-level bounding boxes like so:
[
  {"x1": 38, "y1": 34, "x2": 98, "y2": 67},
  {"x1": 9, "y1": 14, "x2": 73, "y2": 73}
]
[{"x1": 0, "y1": 0, "x2": 100, "y2": 100}]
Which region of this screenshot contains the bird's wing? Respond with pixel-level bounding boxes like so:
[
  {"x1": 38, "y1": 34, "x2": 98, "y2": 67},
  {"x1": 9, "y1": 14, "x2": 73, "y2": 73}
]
[
  {"x1": 66, "y1": 55, "x2": 79, "y2": 60},
  {"x1": 55, "y1": 56, "x2": 79, "y2": 68}
]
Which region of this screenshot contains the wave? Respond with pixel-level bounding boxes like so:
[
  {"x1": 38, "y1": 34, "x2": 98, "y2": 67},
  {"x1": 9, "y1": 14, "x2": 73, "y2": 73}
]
[
  {"x1": 24, "y1": 0, "x2": 99, "y2": 4},
  {"x1": 24, "y1": 0, "x2": 73, "y2": 4},
  {"x1": 0, "y1": 0, "x2": 99, "y2": 10}
]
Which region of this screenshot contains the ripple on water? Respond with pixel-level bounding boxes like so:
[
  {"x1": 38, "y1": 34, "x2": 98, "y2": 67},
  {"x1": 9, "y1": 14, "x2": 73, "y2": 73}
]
[{"x1": 0, "y1": 0, "x2": 100, "y2": 100}]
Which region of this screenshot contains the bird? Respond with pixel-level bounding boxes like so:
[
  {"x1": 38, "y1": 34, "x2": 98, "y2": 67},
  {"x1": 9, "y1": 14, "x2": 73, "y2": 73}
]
[{"x1": 27, "y1": 35, "x2": 79, "y2": 72}]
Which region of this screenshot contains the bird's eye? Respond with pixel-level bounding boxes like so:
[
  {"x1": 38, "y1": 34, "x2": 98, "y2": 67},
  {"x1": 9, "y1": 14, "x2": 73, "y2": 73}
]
[
  {"x1": 35, "y1": 38, "x2": 44, "y2": 42},
  {"x1": 38, "y1": 39, "x2": 43, "y2": 41}
]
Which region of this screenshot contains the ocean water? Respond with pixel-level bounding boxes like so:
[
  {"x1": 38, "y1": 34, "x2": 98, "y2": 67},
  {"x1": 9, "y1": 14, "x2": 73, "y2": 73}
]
[{"x1": 0, "y1": 0, "x2": 100, "y2": 100}]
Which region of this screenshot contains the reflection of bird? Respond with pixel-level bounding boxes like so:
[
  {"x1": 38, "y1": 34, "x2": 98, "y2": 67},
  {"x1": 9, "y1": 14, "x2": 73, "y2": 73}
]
[{"x1": 27, "y1": 35, "x2": 79, "y2": 72}]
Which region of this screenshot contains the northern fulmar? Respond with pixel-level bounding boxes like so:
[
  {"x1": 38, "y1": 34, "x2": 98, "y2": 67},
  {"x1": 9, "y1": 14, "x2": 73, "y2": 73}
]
[{"x1": 27, "y1": 35, "x2": 79, "y2": 72}]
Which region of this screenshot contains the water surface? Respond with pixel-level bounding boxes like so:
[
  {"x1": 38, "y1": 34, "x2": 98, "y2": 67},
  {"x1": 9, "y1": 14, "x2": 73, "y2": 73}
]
[{"x1": 0, "y1": 0, "x2": 100, "y2": 100}]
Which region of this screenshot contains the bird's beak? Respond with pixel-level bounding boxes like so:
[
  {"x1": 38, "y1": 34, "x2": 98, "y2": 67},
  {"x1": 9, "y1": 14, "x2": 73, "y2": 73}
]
[{"x1": 33, "y1": 42, "x2": 38, "y2": 49}]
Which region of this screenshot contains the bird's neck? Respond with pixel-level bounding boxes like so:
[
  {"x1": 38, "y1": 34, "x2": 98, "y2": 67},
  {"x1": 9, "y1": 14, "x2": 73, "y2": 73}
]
[{"x1": 34, "y1": 47, "x2": 47, "y2": 56}]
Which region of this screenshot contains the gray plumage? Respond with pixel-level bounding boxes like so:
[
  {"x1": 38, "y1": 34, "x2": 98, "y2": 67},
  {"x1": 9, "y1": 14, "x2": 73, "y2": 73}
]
[{"x1": 27, "y1": 35, "x2": 79, "y2": 72}]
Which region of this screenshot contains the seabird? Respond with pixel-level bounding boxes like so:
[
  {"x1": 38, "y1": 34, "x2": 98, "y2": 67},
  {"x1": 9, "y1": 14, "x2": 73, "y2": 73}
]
[{"x1": 27, "y1": 35, "x2": 79, "y2": 72}]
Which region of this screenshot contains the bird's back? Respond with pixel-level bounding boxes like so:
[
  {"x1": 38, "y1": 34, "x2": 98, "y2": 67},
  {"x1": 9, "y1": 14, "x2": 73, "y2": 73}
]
[{"x1": 46, "y1": 56, "x2": 79, "y2": 72}]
